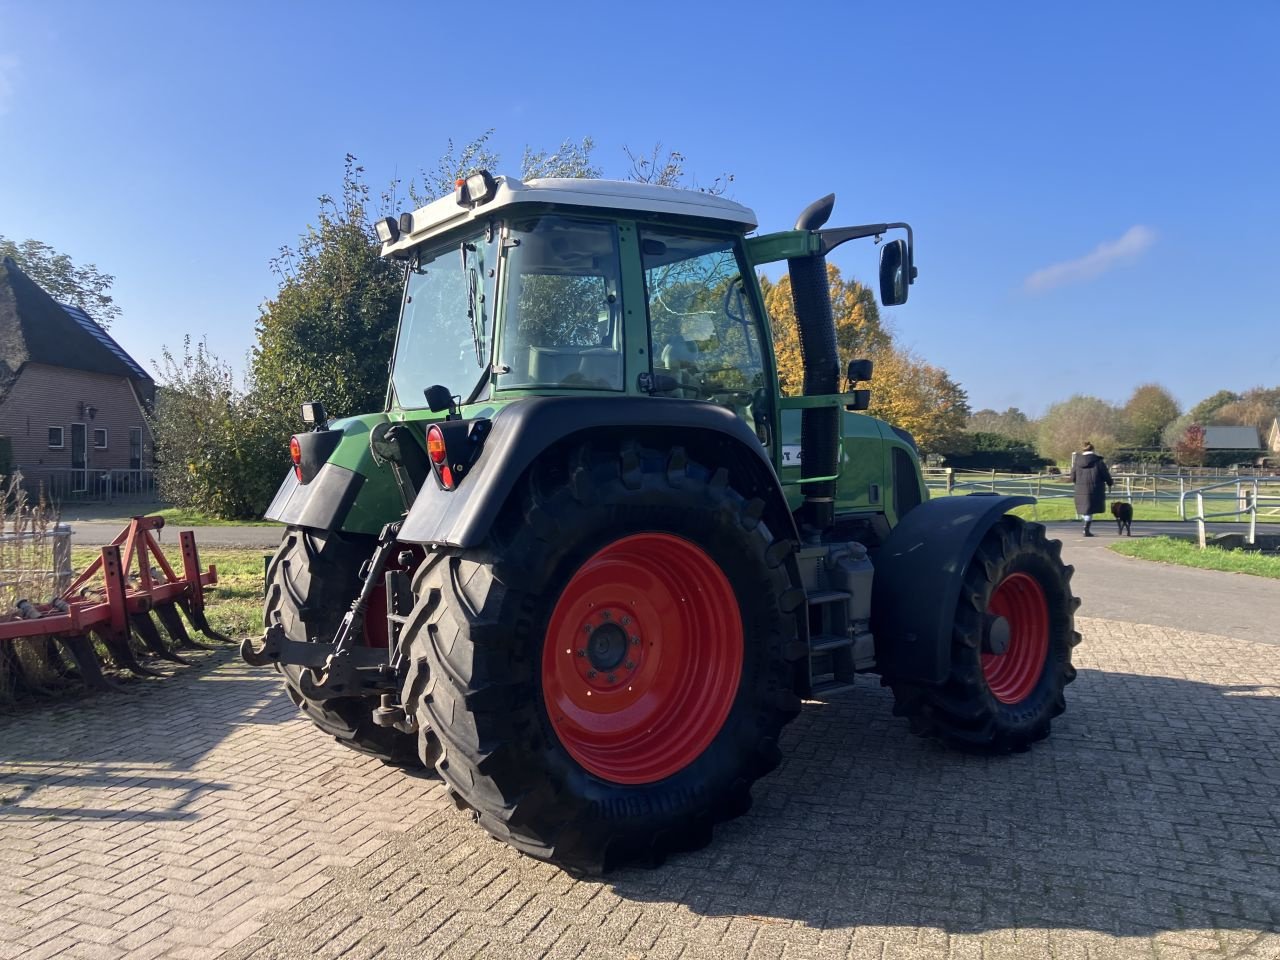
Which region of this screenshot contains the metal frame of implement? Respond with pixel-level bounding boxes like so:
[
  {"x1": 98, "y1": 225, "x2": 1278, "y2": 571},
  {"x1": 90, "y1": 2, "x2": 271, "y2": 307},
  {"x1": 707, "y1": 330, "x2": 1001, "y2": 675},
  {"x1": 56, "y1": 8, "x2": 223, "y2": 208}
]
[{"x1": 0, "y1": 516, "x2": 225, "y2": 695}]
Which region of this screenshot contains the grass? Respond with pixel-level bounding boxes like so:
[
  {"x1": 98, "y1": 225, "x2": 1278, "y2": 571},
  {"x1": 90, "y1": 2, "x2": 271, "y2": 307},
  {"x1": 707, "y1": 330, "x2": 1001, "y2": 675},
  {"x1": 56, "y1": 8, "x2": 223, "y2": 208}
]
[
  {"x1": 1108, "y1": 536, "x2": 1280, "y2": 579},
  {"x1": 151, "y1": 507, "x2": 276, "y2": 528}
]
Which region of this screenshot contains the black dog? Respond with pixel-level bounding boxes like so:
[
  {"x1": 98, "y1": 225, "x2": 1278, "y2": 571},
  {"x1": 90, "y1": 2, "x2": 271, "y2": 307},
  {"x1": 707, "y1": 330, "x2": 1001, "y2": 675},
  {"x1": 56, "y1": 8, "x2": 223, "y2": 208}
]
[{"x1": 1111, "y1": 500, "x2": 1133, "y2": 536}]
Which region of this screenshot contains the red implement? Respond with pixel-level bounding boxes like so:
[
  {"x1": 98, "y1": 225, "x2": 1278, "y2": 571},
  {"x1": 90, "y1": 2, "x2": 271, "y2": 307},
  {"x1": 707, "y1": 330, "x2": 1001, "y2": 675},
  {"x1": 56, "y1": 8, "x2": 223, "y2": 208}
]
[{"x1": 0, "y1": 516, "x2": 222, "y2": 696}]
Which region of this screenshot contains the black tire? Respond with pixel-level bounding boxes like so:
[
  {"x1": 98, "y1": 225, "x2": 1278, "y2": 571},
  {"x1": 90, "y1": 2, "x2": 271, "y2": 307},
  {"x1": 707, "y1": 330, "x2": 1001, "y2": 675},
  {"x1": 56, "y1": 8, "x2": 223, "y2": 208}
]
[
  {"x1": 264, "y1": 526, "x2": 420, "y2": 766},
  {"x1": 887, "y1": 515, "x2": 1081, "y2": 752},
  {"x1": 399, "y1": 442, "x2": 804, "y2": 873}
]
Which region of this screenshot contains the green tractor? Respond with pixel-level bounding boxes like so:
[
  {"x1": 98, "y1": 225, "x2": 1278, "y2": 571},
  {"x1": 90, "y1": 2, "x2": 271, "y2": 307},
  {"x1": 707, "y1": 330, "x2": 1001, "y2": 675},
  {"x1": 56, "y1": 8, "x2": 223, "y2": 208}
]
[{"x1": 244, "y1": 173, "x2": 1080, "y2": 873}]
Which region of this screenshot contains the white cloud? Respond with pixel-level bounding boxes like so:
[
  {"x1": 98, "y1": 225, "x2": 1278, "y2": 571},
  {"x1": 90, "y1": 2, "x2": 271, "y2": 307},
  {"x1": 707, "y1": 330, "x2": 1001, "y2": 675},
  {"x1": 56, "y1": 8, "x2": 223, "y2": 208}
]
[
  {"x1": 1024, "y1": 225, "x2": 1157, "y2": 293},
  {"x1": 0, "y1": 55, "x2": 16, "y2": 115}
]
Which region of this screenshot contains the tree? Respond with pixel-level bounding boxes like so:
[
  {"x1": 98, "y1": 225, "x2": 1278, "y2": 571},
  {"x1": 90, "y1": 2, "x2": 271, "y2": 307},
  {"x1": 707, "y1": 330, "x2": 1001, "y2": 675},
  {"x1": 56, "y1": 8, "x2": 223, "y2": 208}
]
[
  {"x1": 760, "y1": 262, "x2": 968, "y2": 453},
  {"x1": 966, "y1": 407, "x2": 1037, "y2": 443},
  {"x1": 0, "y1": 236, "x2": 120, "y2": 326},
  {"x1": 1188, "y1": 389, "x2": 1240, "y2": 424},
  {"x1": 1173, "y1": 423, "x2": 1206, "y2": 467},
  {"x1": 623, "y1": 143, "x2": 734, "y2": 195},
  {"x1": 864, "y1": 346, "x2": 970, "y2": 454},
  {"x1": 1036, "y1": 395, "x2": 1123, "y2": 464},
  {"x1": 1120, "y1": 383, "x2": 1180, "y2": 448},
  {"x1": 761, "y1": 264, "x2": 892, "y2": 397},
  {"x1": 149, "y1": 338, "x2": 278, "y2": 518},
  {"x1": 1211, "y1": 385, "x2": 1280, "y2": 432},
  {"x1": 1161, "y1": 413, "x2": 1195, "y2": 450},
  {"x1": 251, "y1": 155, "x2": 405, "y2": 444}
]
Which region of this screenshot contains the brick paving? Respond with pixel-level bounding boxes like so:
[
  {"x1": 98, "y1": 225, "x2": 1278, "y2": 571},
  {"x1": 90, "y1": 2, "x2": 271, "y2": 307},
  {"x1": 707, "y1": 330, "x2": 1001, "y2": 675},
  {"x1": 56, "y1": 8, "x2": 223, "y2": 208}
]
[{"x1": 1, "y1": 615, "x2": 1278, "y2": 960}]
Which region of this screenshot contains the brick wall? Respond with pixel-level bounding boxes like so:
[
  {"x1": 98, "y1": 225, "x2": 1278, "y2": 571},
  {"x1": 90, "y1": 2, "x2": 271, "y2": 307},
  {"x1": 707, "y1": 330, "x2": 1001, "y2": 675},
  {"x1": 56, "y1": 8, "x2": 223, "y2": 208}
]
[{"x1": 0, "y1": 362, "x2": 153, "y2": 486}]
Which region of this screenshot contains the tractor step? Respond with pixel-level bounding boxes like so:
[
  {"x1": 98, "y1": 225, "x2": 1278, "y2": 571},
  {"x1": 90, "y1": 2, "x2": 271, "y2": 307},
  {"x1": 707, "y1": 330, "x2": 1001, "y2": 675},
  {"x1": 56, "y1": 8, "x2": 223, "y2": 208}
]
[
  {"x1": 807, "y1": 589, "x2": 851, "y2": 606},
  {"x1": 810, "y1": 633, "x2": 853, "y2": 654}
]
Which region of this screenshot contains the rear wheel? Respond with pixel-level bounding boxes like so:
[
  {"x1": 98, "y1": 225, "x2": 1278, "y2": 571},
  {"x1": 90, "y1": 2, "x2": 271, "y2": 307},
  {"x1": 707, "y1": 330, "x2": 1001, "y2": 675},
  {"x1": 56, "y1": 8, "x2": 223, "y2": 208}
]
[
  {"x1": 888, "y1": 515, "x2": 1080, "y2": 752},
  {"x1": 400, "y1": 442, "x2": 804, "y2": 873},
  {"x1": 264, "y1": 526, "x2": 419, "y2": 765}
]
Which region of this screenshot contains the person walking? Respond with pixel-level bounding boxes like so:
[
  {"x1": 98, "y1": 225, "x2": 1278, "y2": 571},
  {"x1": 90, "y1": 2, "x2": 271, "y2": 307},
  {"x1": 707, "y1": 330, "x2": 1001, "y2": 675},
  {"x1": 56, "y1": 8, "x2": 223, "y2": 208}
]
[{"x1": 1070, "y1": 442, "x2": 1113, "y2": 537}]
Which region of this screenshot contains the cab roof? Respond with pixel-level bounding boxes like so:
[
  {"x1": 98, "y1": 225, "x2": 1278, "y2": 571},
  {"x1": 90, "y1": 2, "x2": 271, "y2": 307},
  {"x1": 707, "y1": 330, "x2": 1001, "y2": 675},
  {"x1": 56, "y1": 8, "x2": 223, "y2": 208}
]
[{"x1": 379, "y1": 176, "x2": 758, "y2": 258}]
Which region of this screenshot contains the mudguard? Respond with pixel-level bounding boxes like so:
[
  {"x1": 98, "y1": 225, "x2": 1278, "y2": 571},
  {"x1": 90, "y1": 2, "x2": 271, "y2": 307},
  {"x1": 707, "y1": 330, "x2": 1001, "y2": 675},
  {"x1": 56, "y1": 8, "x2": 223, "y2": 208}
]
[
  {"x1": 871, "y1": 494, "x2": 1034, "y2": 684},
  {"x1": 398, "y1": 395, "x2": 797, "y2": 548},
  {"x1": 263, "y1": 414, "x2": 405, "y2": 536}
]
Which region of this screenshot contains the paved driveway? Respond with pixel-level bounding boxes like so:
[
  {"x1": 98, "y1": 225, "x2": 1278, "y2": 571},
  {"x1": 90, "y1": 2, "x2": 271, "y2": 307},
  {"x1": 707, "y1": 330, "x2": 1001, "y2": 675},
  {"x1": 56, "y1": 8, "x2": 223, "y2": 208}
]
[{"x1": 2, "y1": 602, "x2": 1278, "y2": 956}]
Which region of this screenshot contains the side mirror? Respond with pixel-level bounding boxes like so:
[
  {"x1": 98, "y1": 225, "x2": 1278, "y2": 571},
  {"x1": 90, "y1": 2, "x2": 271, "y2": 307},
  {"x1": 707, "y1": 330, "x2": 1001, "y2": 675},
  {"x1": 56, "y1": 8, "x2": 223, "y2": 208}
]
[
  {"x1": 879, "y1": 239, "x2": 911, "y2": 306},
  {"x1": 846, "y1": 359, "x2": 874, "y2": 384},
  {"x1": 424, "y1": 384, "x2": 455, "y2": 414}
]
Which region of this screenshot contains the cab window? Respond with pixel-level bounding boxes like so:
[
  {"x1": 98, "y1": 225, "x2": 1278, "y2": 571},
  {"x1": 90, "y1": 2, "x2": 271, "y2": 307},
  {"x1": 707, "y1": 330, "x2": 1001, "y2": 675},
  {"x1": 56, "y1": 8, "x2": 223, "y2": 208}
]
[
  {"x1": 496, "y1": 216, "x2": 624, "y2": 391},
  {"x1": 640, "y1": 229, "x2": 767, "y2": 434}
]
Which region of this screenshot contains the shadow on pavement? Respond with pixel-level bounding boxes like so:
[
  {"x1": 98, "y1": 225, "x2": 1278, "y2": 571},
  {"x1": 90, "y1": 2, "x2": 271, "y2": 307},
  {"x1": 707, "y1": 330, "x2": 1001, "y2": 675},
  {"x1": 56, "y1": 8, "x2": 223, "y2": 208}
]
[{"x1": 608, "y1": 668, "x2": 1280, "y2": 938}]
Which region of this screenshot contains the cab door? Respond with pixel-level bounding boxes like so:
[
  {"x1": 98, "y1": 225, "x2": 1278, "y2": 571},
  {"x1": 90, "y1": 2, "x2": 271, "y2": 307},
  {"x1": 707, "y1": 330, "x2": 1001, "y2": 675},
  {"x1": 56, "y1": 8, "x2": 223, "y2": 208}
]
[{"x1": 637, "y1": 228, "x2": 774, "y2": 444}]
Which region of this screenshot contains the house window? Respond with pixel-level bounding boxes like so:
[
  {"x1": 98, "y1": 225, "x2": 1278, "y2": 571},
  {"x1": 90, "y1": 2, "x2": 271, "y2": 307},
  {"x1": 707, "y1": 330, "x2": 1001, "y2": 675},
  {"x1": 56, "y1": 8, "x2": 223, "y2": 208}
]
[
  {"x1": 48, "y1": 427, "x2": 64, "y2": 449},
  {"x1": 93, "y1": 428, "x2": 108, "y2": 449}
]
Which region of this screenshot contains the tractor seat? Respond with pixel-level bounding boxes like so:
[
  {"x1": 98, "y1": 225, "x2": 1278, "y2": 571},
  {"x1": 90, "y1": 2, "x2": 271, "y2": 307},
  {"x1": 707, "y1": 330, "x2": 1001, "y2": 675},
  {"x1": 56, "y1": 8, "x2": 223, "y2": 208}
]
[{"x1": 654, "y1": 338, "x2": 701, "y2": 398}]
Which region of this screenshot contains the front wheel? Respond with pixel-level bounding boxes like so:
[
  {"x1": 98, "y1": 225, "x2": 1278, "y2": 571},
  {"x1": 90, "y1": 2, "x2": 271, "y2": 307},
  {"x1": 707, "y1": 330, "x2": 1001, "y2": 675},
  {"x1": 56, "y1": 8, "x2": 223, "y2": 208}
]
[
  {"x1": 399, "y1": 442, "x2": 804, "y2": 873},
  {"x1": 888, "y1": 515, "x2": 1080, "y2": 752}
]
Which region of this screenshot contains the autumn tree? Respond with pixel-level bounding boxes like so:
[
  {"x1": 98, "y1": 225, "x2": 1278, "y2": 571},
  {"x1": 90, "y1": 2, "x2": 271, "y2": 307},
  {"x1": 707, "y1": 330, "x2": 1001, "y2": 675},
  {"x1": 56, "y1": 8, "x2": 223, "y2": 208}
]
[
  {"x1": 865, "y1": 346, "x2": 970, "y2": 454},
  {"x1": 1036, "y1": 395, "x2": 1123, "y2": 464},
  {"x1": 1120, "y1": 383, "x2": 1180, "y2": 448},
  {"x1": 1188, "y1": 389, "x2": 1240, "y2": 424},
  {"x1": 1173, "y1": 423, "x2": 1206, "y2": 467},
  {"x1": 1161, "y1": 413, "x2": 1195, "y2": 450},
  {"x1": 761, "y1": 264, "x2": 892, "y2": 397},
  {"x1": 1211, "y1": 386, "x2": 1280, "y2": 432},
  {"x1": 0, "y1": 236, "x2": 120, "y2": 326}
]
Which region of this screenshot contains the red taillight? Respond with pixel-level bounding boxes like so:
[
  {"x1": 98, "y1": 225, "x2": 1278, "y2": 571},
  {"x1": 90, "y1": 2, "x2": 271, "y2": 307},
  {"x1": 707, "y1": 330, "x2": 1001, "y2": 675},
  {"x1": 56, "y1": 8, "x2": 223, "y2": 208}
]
[
  {"x1": 426, "y1": 425, "x2": 447, "y2": 464},
  {"x1": 440, "y1": 465, "x2": 454, "y2": 489},
  {"x1": 289, "y1": 436, "x2": 302, "y2": 482}
]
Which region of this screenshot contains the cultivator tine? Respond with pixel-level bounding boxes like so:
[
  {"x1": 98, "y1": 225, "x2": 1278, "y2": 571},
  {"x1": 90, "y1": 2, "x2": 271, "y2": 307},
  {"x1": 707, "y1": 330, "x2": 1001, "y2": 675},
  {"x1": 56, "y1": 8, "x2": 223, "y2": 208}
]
[
  {"x1": 154, "y1": 602, "x2": 206, "y2": 651},
  {"x1": 58, "y1": 634, "x2": 118, "y2": 693},
  {"x1": 177, "y1": 531, "x2": 228, "y2": 642},
  {"x1": 94, "y1": 626, "x2": 164, "y2": 678},
  {"x1": 179, "y1": 596, "x2": 229, "y2": 643},
  {"x1": 129, "y1": 612, "x2": 190, "y2": 666},
  {"x1": 37, "y1": 637, "x2": 75, "y2": 681}
]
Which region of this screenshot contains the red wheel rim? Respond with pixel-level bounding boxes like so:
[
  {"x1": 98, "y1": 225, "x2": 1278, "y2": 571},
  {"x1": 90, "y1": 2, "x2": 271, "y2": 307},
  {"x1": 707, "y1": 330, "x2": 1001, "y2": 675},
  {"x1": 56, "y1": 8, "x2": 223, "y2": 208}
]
[
  {"x1": 981, "y1": 572, "x2": 1049, "y2": 704},
  {"x1": 541, "y1": 533, "x2": 744, "y2": 784}
]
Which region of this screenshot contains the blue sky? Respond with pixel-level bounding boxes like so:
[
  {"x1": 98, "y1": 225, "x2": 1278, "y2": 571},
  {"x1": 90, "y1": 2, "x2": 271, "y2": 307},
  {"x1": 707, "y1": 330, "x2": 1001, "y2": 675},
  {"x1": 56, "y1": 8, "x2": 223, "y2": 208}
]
[{"x1": 1, "y1": 1, "x2": 1276, "y2": 416}]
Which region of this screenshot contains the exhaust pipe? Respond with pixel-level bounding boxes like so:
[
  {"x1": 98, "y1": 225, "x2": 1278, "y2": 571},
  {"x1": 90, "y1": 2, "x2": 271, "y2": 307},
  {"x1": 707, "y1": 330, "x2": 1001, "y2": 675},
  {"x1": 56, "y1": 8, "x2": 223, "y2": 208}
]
[{"x1": 788, "y1": 194, "x2": 840, "y2": 535}]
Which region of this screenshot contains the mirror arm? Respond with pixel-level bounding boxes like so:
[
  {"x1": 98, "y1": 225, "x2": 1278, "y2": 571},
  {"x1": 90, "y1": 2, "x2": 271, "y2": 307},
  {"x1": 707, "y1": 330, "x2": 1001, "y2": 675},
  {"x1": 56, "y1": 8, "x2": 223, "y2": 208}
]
[{"x1": 817, "y1": 222, "x2": 916, "y2": 283}]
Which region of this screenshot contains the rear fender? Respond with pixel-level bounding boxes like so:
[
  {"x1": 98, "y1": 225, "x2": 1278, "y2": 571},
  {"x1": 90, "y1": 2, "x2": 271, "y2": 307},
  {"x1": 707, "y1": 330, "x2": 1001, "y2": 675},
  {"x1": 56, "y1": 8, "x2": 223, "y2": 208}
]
[
  {"x1": 870, "y1": 494, "x2": 1033, "y2": 684},
  {"x1": 264, "y1": 414, "x2": 405, "y2": 535},
  {"x1": 398, "y1": 396, "x2": 798, "y2": 548}
]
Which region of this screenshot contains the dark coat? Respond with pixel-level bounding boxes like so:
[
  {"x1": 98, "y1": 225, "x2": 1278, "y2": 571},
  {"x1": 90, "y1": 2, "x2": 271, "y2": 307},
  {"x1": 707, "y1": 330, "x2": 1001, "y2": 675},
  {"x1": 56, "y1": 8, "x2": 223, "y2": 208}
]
[{"x1": 1070, "y1": 452, "x2": 1113, "y2": 515}]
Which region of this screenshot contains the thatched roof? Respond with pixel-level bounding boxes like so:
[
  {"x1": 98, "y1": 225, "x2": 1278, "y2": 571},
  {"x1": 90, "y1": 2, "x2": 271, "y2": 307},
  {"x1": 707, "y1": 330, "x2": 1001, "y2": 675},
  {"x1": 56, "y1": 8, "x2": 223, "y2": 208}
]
[{"x1": 0, "y1": 256, "x2": 154, "y2": 403}]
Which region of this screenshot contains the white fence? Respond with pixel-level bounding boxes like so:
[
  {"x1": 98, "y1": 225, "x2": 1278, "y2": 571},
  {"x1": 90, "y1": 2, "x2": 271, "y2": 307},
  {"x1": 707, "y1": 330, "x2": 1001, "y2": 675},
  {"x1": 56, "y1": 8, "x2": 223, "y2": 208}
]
[{"x1": 924, "y1": 468, "x2": 1280, "y2": 521}]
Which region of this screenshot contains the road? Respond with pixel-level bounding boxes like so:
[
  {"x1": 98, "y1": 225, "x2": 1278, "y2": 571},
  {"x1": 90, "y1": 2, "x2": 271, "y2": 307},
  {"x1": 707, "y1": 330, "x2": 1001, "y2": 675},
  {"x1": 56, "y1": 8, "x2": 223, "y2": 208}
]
[
  {"x1": 1043, "y1": 521, "x2": 1280, "y2": 644},
  {"x1": 5, "y1": 516, "x2": 1277, "y2": 959}
]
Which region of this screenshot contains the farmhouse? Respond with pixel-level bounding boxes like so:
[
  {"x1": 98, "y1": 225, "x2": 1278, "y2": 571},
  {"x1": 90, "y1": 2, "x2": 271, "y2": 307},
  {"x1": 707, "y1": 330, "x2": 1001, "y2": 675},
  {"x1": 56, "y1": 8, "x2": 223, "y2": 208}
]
[{"x1": 0, "y1": 257, "x2": 154, "y2": 498}]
